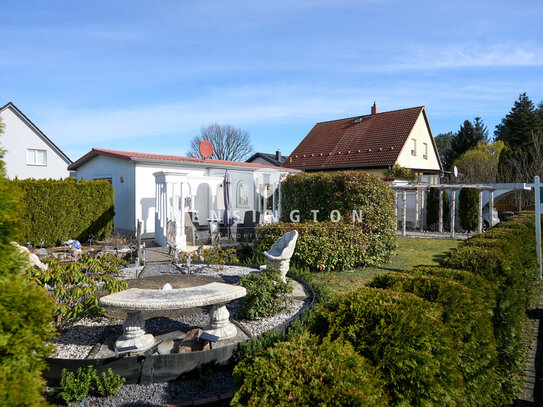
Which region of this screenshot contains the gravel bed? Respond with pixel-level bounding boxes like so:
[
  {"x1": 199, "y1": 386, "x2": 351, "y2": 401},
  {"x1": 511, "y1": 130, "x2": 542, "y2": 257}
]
[
  {"x1": 50, "y1": 263, "x2": 311, "y2": 405},
  {"x1": 47, "y1": 370, "x2": 234, "y2": 407}
]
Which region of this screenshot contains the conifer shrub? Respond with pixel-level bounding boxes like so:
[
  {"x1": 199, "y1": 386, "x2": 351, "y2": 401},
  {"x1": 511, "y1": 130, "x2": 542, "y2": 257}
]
[
  {"x1": 426, "y1": 187, "x2": 450, "y2": 230},
  {"x1": 309, "y1": 287, "x2": 465, "y2": 406},
  {"x1": 368, "y1": 273, "x2": 500, "y2": 407},
  {"x1": 12, "y1": 178, "x2": 114, "y2": 247},
  {"x1": 0, "y1": 124, "x2": 56, "y2": 406},
  {"x1": 231, "y1": 332, "x2": 389, "y2": 407},
  {"x1": 458, "y1": 187, "x2": 479, "y2": 231},
  {"x1": 237, "y1": 267, "x2": 292, "y2": 319},
  {"x1": 441, "y1": 213, "x2": 538, "y2": 404}
]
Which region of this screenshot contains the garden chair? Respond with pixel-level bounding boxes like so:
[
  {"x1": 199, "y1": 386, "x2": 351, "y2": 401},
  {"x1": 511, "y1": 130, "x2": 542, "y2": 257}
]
[
  {"x1": 264, "y1": 230, "x2": 298, "y2": 281},
  {"x1": 236, "y1": 210, "x2": 261, "y2": 242}
]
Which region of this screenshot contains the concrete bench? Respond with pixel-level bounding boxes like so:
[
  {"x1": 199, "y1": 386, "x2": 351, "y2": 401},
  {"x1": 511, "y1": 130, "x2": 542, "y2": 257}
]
[{"x1": 99, "y1": 282, "x2": 247, "y2": 353}]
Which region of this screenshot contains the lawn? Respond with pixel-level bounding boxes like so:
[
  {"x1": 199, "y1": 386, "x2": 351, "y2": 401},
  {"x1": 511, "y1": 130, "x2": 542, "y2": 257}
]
[{"x1": 313, "y1": 237, "x2": 461, "y2": 296}]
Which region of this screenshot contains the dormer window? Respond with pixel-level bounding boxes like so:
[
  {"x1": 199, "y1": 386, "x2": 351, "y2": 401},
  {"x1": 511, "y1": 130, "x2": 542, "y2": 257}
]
[
  {"x1": 411, "y1": 139, "x2": 416, "y2": 156},
  {"x1": 27, "y1": 149, "x2": 46, "y2": 166}
]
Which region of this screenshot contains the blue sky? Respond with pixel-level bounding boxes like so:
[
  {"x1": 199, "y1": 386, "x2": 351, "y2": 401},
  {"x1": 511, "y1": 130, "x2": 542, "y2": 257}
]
[{"x1": 2, "y1": 0, "x2": 543, "y2": 161}]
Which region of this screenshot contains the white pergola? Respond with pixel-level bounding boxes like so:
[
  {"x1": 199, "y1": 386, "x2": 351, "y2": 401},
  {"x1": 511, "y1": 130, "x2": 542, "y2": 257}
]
[{"x1": 391, "y1": 183, "x2": 531, "y2": 237}]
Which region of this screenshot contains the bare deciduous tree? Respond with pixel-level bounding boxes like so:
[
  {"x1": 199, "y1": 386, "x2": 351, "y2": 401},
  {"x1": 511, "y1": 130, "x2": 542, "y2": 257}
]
[
  {"x1": 187, "y1": 123, "x2": 253, "y2": 161},
  {"x1": 499, "y1": 130, "x2": 543, "y2": 182}
]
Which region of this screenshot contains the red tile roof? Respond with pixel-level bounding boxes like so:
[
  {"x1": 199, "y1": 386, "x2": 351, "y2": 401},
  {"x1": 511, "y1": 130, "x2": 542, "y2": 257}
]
[
  {"x1": 282, "y1": 106, "x2": 433, "y2": 171},
  {"x1": 68, "y1": 148, "x2": 296, "y2": 171}
]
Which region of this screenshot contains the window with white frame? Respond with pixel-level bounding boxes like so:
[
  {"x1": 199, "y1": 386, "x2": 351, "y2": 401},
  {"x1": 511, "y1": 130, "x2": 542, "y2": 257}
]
[
  {"x1": 237, "y1": 181, "x2": 249, "y2": 207},
  {"x1": 410, "y1": 139, "x2": 416, "y2": 156},
  {"x1": 423, "y1": 143, "x2": 428, "y2": 159},
  {"x1": 27, "y1": 149, "x2": 47, "y2": 166}
]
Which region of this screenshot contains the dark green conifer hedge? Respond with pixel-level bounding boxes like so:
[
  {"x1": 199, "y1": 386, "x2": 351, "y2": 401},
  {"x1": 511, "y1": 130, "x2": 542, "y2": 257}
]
[{"x1": 12, "y1": 178, "x2": 114, "y2": 247}]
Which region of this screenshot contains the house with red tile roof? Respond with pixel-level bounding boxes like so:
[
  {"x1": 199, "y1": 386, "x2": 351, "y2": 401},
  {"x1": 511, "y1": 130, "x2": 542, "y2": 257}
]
[
  {"x1": 283, "y1": 104, "x2": 442, "y2": 183},
  {"x1": 69, "y1": 148, "x2": 298, "y2": 248}
]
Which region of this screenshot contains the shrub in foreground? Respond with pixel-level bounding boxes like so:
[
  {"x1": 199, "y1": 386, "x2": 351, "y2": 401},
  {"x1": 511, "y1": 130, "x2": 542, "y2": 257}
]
[
  {"x1": 368, "y1": 273, "x2": 500, "y2": 406},
  {"x1": 309, "y1": 287, "x2": 465, "y2": 406},
  {"x1": 231, "y1": 332, "x2": 389, "y2": 407},
  {"x1": 237, "y1": 267, "x2": 292, "y2": 319}
]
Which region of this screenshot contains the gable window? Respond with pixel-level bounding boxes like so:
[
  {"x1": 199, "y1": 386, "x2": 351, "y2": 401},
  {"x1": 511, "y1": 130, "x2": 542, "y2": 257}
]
[
  {"x1": 237, "y1": 181, "x2": 249, "y2": 207},
  {"x1": 410, "y1": 139, "x2": 416, "y2": 156},
  {"x1": 27, "y1": 149, "x2": 47, "y2": 166},
  {"x1": 423, "y1": 143, "x2": 428, "y2": 159}
]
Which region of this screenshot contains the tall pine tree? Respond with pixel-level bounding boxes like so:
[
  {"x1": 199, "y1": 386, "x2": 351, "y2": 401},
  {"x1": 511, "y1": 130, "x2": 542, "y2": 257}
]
[{"x1": 495, "y1": 93, "x2": 542, "y2": 149}]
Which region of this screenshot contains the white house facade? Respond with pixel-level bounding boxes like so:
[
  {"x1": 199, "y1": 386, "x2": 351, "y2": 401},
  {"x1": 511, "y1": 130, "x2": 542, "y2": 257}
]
[
  {"x1": 0, "y1": 102, "x2": 72, "y2": 179},
  {"x1": 69, "y1": 149, "x2": 298, "y2": 249}
]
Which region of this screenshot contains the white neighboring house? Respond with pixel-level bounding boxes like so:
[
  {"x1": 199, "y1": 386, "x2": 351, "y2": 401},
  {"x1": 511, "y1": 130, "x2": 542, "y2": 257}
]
[
  {"x1": 0, "y1": 102, "x2": 72, "y2": 179},
  {"x1": 68, "y1": 148, "x2": 299, "y2": 249}
]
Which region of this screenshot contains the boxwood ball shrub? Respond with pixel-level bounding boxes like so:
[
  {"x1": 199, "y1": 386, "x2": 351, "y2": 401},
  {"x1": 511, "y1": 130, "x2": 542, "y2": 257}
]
[
  {"x1": 0, "y1": 125, "x2": 56, "y2": 406},
  {"x1": 274, "y1": 171, "x2": 397, "y2": 270},
  {"x1": 12, "y1": 177, "x2": 115, "y2": 247},
  {"x1": 309, "y1": 287, "x2": 465, "y2": 406},
  {"x1": 368, "y1": 273, "x2": 500, "y2": 407},
  {"x1": 458, "y1": 187, "x2": 479, "y2": 231},
  {"x1": 231, "y1": 332, "x2": 389, "y2": 407}
]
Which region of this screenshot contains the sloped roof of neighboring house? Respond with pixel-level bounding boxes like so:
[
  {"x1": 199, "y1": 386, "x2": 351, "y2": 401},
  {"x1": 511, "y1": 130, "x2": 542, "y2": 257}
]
[
  {"x1": 0, "y1": 102, "x2": 72, "y2": 165},
  {"x1": 68, "y1": 148, "x2": 300, "y2": 172},
  {"x1": 246, "y1": 151, "x2": 288, "y2": 166},
  {"x1": 282, "y1": 106, "x2": 441, "y2": 171}
]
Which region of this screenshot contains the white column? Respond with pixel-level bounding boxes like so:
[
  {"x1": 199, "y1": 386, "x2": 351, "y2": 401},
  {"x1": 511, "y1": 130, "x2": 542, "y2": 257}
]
[
  {"x1": 272, "y1": 183, "x2": 277, "y2": 220},
  {"x1": 535, "y1": 176, "x2": 542, "y2": 278},
  {"x1": 402, "y1": 190, "x2": 407, "y2": 237},
  {"x1": 450, "y1": 189, "x2": 456, "y2": 238},
  {"x1": 415, "y1": 189, "x2": 420, "y2": 230},
  {"x1": 489, "y1": 190, "x2": 495, "y2": 227},
  {"x1": 278, "y1": 180, "x2": 282, "y2": 221},
  {"x1": 478, "y1": 190, "x2": 483, "y2": 233},
  {"x1": 439, "y1": 190, "x2": 443, "y2": 233},
  {"x1": 421, "y1": 189, "x2": 427, "y2": 230}
]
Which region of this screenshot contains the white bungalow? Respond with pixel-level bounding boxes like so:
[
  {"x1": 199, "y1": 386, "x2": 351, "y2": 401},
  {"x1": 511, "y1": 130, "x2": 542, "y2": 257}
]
[{"x1": 68, "y1": 149, "x2": 299, "y2": 249}]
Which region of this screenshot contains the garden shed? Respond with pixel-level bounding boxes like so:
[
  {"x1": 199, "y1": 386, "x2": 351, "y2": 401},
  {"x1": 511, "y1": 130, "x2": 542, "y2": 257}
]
[{"x1": 69, "y1": 148, "x2": 299, "y2": 249}]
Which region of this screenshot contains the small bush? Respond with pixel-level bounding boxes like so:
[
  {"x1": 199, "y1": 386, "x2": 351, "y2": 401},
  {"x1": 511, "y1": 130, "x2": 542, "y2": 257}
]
[
  {"x1": 95, "y1": 368, "x2": 125, "y2": 397},
  {"x1": 459, "y1": 187, "x2": 479, "y2": 231},
  {"x1": 309, "y1": 287, "x2": 465, "y2": 406},
  {"x1": 13, "y1": 178, "x2": 115, "y2": 247},
  {"x1": 59, "y1": 366, "x2": 95, "y2": 405},
  {"x1": 25, "y1": 254, "x2": 128, "y2": 329},
  {"x1": 201, "y1": 246, "x2": 239, "y2": 271},
  {"x1": 237, "y1": 267, "x2": 293, "y2": 319},
  {"x1": 384, "y1": 163, "x2": 417, "y2": 181},
  {"x1": 231, "y1": 332, "x2": 389, "y2": 407},
  {"x1": 426, "y1": 188, "x2": 450, "y2": 230},
  {"x1": 368, "y1": 273, "x2": 500, "y2": 406}
]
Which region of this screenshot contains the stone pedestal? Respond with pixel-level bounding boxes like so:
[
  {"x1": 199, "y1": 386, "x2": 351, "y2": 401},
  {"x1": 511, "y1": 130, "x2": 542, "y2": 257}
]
[
  {"x1": 115, "y1": 311, "x2": 155, "y2": 352},
  {"x1": 266, "y1": 258, "x2": 290, "y2": 282},
  {"x1": 205, "y1": 303, "x2": 237, "y2": 340}
]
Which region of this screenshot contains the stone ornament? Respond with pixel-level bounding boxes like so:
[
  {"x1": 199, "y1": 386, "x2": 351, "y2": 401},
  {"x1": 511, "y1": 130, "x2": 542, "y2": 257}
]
[{"x1": 264, "y1": 230, "x2": 299, "y2": 281}]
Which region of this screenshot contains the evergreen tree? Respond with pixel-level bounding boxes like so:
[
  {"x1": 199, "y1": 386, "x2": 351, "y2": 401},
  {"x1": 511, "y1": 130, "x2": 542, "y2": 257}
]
[
  {"x1": 495, "y1": 93, "x2": 542, "y2": 149},
  {"x1": 448, "y1": 118, "x2": 487, "y2": 169},
  {"x1": 434, "y1": 132, "x2": 454, "y2": 170},
  {"x1": 0, "y1": 119, "x2": 56, "y2": 406}
]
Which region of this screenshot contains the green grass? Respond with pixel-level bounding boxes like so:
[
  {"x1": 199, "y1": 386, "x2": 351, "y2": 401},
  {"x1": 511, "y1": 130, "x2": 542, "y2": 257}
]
[{"x1": 313, "y1": 237, "x2": 461, "y2": 296}]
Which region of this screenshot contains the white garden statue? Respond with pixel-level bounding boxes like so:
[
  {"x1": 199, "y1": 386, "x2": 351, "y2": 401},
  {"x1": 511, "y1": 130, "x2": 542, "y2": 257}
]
[{"x1": 264, "y1": 230, "x2": 299, "y2": 282}]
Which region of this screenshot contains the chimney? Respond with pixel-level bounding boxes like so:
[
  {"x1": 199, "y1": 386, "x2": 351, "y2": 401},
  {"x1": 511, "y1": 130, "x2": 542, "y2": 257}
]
[
  {"x1": 371, "y1": 102, "x2": 378, "y2": 115},
  {"x1": 275, "y1": 149, "x2": 281, "y2": 162}
]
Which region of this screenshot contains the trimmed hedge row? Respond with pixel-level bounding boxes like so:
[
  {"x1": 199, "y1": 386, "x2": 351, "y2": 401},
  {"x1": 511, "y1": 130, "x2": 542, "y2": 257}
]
[
  {"x1": 233, "y1": 213, "x2": 539, "y2": 406},
  {"x1": 12, "y1": 178, "x2": 115, "y2": 247}
]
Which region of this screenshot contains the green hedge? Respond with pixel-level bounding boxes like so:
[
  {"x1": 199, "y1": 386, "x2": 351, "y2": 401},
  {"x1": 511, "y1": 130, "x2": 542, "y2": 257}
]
[
  {"x1": 426, "y1": 187, "x2": 449, "y2": 230},
  {"x1": 0, "y1": 136, "x2": 56, "y2": 406},
  {"x1": 254, "y1": 221, "x2": 392, "y2": 272},
  {"x1": 368, "y1": 273, "x2": 500, "y2": 406},
  {"x1": 442, "y1": 213, "x2": 538, "y2": 403},
  {"x1": 459, "y1": 187, "x2": 479, "y2": 231},
  {"x1": 309, "y1": 287, "x2": 465, "y2": 406},
  {"x1": 232, "y1": 332, "x2": 389, "y2": 407},
  {"x1": 12, "y1": 178, "x2": 115, "y2": 247}
]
